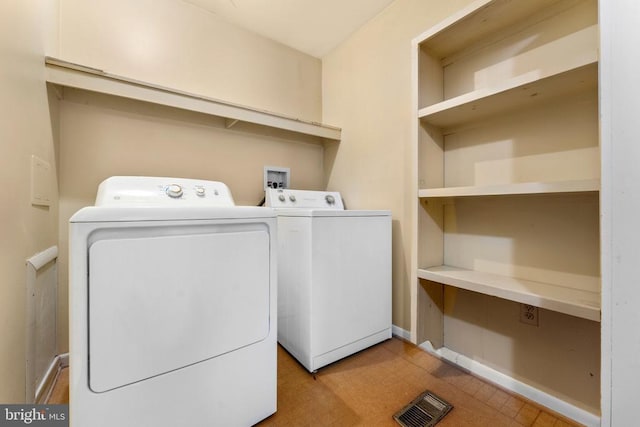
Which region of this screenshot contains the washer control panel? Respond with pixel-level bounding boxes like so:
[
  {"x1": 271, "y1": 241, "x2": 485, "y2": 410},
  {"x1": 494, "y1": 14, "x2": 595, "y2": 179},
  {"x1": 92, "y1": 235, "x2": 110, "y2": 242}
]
[
  {"x1": 95, "y1": 176, "x2": 235, "y2": 207},
  {"x1": 265, "y1": 188, "x2": 344, "y2": 210}
]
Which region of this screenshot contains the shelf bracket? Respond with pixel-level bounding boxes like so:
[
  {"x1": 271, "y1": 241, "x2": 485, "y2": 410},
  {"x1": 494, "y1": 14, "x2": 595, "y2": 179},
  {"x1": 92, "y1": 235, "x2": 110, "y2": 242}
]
[
  {"x1": 225, "y1": 118, "x2": 239, "y2": 129},
  {"x1": 49, "y1": 83, "x2": 64, "y2": 100}
]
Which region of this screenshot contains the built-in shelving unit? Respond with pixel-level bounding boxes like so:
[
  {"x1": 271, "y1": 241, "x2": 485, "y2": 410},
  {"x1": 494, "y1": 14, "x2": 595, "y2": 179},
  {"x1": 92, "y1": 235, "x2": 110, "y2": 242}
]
[
  {"x1": 411, "y1": 2, "x2": 602, "y2": 420},
  {"x1": 44, "y1": 57, "x2": 341, "y2": 142},
  {"x1": 412, "y1": 0, "x2": 600, "y2": 343}
]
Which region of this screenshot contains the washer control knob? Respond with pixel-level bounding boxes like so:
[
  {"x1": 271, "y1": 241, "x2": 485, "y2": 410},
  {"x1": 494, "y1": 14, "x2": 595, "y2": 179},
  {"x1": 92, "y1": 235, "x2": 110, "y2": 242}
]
[
  {"x1": 166, "y1": 184, "x2": 183, "y2": 198},
  {"x1": 289, "y1": 195, "x2": 297, "y2": 202},
  {"x1": 195, "y1": 187, "x2": 206, "y2": 197},
  {"x1": 325, "y1": 194, "x2": 336, "y2": 205},
  {"x1": 278, "y1": 194, "x2": 286, "y2": 202}
]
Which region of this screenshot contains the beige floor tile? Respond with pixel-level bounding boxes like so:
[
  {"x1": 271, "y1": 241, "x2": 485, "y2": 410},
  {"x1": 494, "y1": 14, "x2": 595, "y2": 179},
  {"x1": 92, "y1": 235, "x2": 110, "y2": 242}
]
[
  {"x1": 463, "y1": 375, "x2": 485, "y2": 396},
  {"x1": 554, "y1": 419, "x2": 579, "y2": 427},
  {"x1": 474, "y1": 382, "x2": 498, "y2": 403},
  {"x1": 533, "y1": 411, "x2": 559, "y2": 426},
  {"x1": 500, "y1": 395, "x2": 526, "y2": 418},
  {"x1": 487, "y1": 389, "x2": 510, "y2": 411},
  {"x1": 515, "y1": 403, "x2": 542, "y2": 427}
]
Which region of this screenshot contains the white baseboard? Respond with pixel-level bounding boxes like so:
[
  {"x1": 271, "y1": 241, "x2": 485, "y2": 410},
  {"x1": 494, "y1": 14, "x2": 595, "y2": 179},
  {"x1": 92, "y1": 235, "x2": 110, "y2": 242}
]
[
  {"x1": 391, "y1": 326, "x2": 599, "y2": 427},
  {"x1": 391, "y1": 324, "x2": 411, "y2": 341},
  {"x1": 37, "y1": 352, "x2": 69, "y2": 404}
]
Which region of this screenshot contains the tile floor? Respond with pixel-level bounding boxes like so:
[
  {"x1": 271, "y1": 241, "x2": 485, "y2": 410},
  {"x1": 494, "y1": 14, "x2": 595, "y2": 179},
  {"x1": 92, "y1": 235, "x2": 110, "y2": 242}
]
[{"x1": 48, "y1": 338, "x2": 582, "y2": 426}]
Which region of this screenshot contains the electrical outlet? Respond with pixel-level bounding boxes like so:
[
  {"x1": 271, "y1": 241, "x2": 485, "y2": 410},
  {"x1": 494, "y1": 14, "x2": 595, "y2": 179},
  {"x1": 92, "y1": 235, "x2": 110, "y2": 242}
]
[
  {"x1": 264, "y1": 166, "x2": 290, "y2": 189},
  {"x1": 520, "y1": 304, "x2": 539, "y2": 326}
]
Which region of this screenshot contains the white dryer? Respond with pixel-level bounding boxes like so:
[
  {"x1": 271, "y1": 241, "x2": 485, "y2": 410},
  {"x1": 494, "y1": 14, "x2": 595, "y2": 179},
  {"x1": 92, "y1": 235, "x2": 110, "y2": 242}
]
[
  {"x1": 69, "y1": 176, "x2": 276, "y2": 427},
  {"x1": 265, "y1": 188, "x2": 391, "y2": 372}
]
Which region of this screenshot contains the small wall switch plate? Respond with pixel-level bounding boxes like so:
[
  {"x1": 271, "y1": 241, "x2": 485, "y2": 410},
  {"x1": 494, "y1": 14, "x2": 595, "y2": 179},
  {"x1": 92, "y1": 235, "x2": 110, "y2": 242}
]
[
  {"x1": 31, "y1": 155, "x2": 51, "y2": 207},
  {"x1": 520, "y1": 304, "x2": 539, "y2": 326},
  {"x1": 264, "y1": 166, "x2": 290, "y2": 189}
]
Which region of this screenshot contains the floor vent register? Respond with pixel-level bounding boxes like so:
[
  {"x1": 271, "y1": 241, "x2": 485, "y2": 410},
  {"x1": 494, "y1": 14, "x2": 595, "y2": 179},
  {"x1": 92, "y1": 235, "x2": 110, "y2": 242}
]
[{"x1": 393, "y1": 390, "x2": 453, "y2": 427}]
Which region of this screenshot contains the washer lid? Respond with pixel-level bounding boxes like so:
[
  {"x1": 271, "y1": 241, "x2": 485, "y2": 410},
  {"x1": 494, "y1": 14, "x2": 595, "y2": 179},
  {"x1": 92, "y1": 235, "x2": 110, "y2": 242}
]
[
  {"x1": 273, "y1": 209, "x2": 391, "y2": 217},
  {"x1": 265, "y1": 188, "x2": 344, "y2": 210}
]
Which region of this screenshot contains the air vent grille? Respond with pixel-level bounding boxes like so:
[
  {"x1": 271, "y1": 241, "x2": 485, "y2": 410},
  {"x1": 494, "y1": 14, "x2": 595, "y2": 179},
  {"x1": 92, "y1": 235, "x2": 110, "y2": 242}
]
[{"x1": 393, "y1": 390, "x2": 453, "y2": 427}]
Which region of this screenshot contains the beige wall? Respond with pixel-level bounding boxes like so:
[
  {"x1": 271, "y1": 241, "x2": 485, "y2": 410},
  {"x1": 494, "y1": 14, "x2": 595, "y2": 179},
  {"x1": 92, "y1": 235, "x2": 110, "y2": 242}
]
[
  {"x1": 59, "y1": 0, "x2": 322, "y2": 122},
  {"x1": 0, "y1": 0, "x2": 60, "y2": 403},
  {"x1": 322, "y1": 0, "x2": 599, "y2": 414},
  {"x1": 322, "y1": 0, "x2": 475, "y2": 335},
  {"x1": 54, "y1": 0, "x2": 326, "y2": 353}
]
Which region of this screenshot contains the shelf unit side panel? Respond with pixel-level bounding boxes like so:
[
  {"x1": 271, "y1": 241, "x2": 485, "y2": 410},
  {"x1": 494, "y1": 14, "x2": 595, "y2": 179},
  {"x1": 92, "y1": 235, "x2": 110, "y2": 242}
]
[
  {"x1": 442, "y1": 90, "x2": 600, "y2": 188},
  {"x1": 418, "y1": 198, "x2": 445, "y2": 269},
  {"x1": 442, "y1": 194, "x2": 600, "y2": 294},
  {"x1": 415, "y1": 198, "x2": 446, "y2": 347},
  {"x1": 416, "y1": 279, "x2": 445, "y2": 348},
  {"x1": 418, "y1": 47, "x2": 444, "y2": 110},
  {"x1": 418, "y1": 123, "x2": 444, "y2": 190}
]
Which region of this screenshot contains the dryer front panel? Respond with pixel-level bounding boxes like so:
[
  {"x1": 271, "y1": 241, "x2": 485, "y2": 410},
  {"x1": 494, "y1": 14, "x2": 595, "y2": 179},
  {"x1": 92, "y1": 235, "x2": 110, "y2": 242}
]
[{"x1": 87, "y1": 226, "x2": 270, "y2": 392}]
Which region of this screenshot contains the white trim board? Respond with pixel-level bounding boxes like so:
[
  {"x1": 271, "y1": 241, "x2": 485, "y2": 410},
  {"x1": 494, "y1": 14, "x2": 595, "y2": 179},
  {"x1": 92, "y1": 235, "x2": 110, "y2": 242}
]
[
  {"x1": 392, "y1": 324, "x2": 411, "y2": 341},
  {"x1": 25, "y1": 245, "x2": 59, "y2": 404},
  {"x1": 392, "y1": 326, "x2": 599, "y2": 427},
  {"x1": 38, "y1": 353, "x2": 69, "y2": 404}
]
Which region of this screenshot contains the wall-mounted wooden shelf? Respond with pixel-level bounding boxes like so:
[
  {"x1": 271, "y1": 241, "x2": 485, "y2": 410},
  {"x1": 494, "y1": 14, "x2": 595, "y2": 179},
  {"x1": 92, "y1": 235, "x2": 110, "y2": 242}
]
[
  {"x1": 419, "y1": 179, "x2": 600, "y2": 198},
  {"x1": 417, "y1": 0, "x2": 569, "y2": 60},
  {"x1": 418, "y1": 265, "x2": 600, "y2": 322},
  {"x1": 44, "y1": 57, "x2": 341, "y2": 141},
  {"x1": 418, "y1": 60, "x2": 597, "y2": 128}
]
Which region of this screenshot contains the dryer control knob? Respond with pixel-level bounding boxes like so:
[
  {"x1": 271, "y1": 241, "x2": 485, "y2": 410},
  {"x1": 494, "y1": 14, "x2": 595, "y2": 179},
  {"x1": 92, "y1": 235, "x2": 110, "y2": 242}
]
[
  {"x1": 195, "y1": 187, "x2": 206, "y2": 197},
  {"x1": 325, "y1": 194, "x2": 335, "y2": 205},
  {"x1": 289, "y1": 195, "x2": 297, "y2": 202},
  {"x1": 166, "y1": 184, "x2": 183, "y2": 198},
  {"x1": 278, "y1": 194, "x2": 286, "y2": 202}
]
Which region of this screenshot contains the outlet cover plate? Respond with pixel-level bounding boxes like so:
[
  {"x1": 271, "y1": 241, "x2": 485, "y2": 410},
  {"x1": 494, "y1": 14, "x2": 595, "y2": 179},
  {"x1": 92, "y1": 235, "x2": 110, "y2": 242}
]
[
  {"x1": 520, "y1": 304, "x2": 539, "y2": 326},
  {"x1": 264, "y1": 166, "x2": 290, "y2": 190}
]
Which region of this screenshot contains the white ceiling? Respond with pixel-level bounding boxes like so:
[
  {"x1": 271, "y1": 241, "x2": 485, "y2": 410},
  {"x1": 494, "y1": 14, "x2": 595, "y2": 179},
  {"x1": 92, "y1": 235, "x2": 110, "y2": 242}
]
[{"x1": 183, "y1": 0, "x2": 396, "y2": 58}]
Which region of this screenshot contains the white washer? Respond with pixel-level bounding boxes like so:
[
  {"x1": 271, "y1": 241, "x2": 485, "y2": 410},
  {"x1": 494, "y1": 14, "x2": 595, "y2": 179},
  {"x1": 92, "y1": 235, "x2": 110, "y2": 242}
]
[
  {"x1": 265, "y1": 188, "x2": 391, "y2": 372},
  {"x1": 69, "y1": 176, "x2": 276, "y2": 427}
]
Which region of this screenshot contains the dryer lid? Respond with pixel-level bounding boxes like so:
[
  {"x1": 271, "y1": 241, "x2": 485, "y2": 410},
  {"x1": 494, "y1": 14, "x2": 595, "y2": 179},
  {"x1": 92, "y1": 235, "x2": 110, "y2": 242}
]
[
  {"x1": 95, "y1": 176, "x2": 235, "y2": 207},
  {"x1": 71, "y1": 176, "x2": 275, "y2": 222},
  {"x1": 70, "y1": 205, "x2": 275, "y2": 222}
]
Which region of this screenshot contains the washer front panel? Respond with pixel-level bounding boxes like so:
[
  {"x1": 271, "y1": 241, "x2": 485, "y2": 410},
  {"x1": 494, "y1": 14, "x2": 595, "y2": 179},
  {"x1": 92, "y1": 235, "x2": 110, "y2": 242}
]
[{"x1": 88, "y1": 226, "x2": 270, "y2": 392}]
